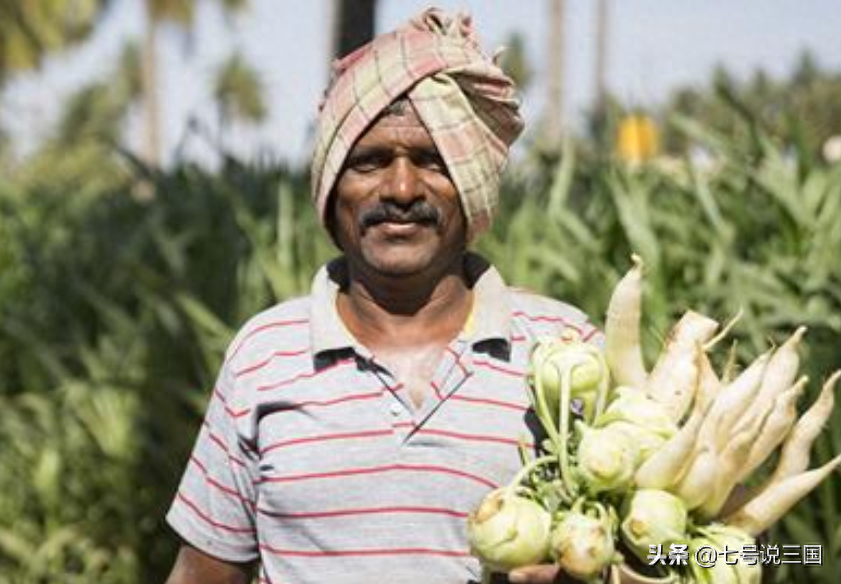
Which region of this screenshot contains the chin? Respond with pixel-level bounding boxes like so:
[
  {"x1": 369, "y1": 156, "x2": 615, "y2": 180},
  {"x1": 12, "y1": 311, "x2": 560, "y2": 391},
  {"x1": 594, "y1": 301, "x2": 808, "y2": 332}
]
[
  {"x1": 368, "y1": 258, "x2": 433, "y2": 278},
  {"x1": 360, "y1": 247, "x2": 439, "y2": 278}
]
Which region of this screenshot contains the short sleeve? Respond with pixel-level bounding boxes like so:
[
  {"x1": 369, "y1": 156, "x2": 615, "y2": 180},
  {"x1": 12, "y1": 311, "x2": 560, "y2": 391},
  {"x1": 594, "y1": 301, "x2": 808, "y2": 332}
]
[
  {"x1": 582, "y1": 321, "x2": 605, "y2": 349},
  {"x1": 166, "y1": 362, "x2": 259, "y2": 562}
]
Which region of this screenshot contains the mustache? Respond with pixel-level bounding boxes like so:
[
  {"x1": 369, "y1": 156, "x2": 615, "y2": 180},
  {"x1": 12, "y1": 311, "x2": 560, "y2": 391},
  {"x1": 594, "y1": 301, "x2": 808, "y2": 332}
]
[{"x1": 359, "y1": 200, "x2": 441, "y2": 229}]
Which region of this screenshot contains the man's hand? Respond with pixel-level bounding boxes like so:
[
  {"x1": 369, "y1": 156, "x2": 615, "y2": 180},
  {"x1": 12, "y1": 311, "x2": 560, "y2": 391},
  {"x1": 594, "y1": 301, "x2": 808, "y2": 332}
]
[
  {"x1": 507, "y1": 563, "x2": 653, "y2": 584},
  {"x1": 165, "y1": 544, "x2": 253, "y2": 584},
  {"x1": 506, "y1": 564, "x2": 581, "y2": 583}
]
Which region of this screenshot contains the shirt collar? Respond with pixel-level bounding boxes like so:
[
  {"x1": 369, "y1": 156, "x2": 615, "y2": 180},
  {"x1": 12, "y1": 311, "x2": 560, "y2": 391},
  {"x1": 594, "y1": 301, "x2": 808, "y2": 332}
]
[
  {"x1": 309, "y1": 258, "x2": 359, "y2": 358},
  {"x1": 309, "y1": 253, "x2": 512, "y2": 358},
  {"x1": 460, "y1": 252, "x2": 511, "y2": 346}
]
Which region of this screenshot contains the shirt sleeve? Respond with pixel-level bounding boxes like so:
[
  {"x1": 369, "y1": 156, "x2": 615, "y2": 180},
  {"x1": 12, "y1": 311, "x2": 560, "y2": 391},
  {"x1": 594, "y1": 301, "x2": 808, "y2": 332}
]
[
  {"x1": 582, "y1": 320, "x2": 605, "y2": 349},
  {"x1": 166, "y1": 361, "x2": 259, "y2": 562}
]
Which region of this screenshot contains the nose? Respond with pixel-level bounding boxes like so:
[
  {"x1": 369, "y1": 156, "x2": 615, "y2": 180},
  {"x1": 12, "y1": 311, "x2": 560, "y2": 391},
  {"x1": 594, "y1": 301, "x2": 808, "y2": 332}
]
[{"x1": 382, "y1": 157, "x2": 422, "y2": 206}]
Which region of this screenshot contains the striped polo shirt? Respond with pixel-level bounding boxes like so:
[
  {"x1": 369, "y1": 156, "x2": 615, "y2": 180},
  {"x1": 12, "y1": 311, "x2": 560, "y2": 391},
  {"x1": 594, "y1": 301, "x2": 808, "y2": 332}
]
[{"x1": 167, "y1": 254, "x2": 602, "y2": 584}]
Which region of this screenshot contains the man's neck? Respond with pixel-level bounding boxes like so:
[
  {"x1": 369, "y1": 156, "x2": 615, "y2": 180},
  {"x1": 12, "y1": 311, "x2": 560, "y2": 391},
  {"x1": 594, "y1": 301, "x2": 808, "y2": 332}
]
[{"x1": 336, "y1": 257, "x2": 473, "y2": 349}]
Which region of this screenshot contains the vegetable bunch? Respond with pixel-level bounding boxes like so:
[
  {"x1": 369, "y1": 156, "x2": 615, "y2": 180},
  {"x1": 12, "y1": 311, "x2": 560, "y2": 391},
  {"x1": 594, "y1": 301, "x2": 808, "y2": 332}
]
[{"x1": 467, "y1": 255, "x2": 841, "y2": 583}]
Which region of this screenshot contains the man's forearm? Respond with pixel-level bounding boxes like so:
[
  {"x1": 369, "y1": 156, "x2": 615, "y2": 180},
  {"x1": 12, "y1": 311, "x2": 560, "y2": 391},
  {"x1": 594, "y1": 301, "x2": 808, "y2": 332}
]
[{"x1": 165, "y1": 544, "x2": 253, "y2": 584}]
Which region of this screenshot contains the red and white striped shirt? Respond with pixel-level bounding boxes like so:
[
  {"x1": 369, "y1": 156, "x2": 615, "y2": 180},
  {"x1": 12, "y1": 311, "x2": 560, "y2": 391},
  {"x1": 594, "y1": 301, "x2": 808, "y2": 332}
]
[{"x1": 167, "y1": 254, "x2": 602, "y2": 583}]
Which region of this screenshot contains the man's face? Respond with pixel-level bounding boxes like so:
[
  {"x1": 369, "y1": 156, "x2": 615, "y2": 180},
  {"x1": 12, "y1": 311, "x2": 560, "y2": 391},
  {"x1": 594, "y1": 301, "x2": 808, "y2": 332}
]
[{"x1": 331, "y1": 105, "x2": 467, "y2": 278}]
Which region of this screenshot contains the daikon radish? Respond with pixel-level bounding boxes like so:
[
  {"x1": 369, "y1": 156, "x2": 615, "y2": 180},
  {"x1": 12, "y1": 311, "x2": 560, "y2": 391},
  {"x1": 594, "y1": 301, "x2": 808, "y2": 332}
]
[{"x1": 605, "y1": 255, "x2": 648, "y2": 389}]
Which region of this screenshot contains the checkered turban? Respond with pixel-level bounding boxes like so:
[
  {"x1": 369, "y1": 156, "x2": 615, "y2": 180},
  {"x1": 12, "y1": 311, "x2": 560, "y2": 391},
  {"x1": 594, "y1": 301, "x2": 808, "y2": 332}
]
[{"x1": 311, "y1": 8, "x2": 524, "y2": 237}]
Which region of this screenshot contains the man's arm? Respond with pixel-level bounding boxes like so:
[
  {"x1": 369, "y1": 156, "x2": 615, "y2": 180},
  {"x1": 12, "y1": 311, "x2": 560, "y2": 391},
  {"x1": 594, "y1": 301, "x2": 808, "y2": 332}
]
[
  {"x1": 165, "y1": 544, "x2": 254, "y2": 584},
  {"x1": 507, "y1": 564, "x2": 648, "y2": 583},
  {"x1": 506, "y1": 565, "x2": 574, "y2": 583}
]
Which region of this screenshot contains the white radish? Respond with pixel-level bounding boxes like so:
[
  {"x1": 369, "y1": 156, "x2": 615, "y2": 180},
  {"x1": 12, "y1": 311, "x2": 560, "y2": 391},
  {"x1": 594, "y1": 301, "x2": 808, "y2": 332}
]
[
  {"x1": 695, "y1": 351, "x2": 771, "y2": 452},
  {"x1": 758, "y1": 371, "x2": 839, "y2": 495},
  {"x1": 634, "y1": 402, "x2": 706, "y2": 490},
  {"x1": 644, "y1": 310, "x2": 720, "y2": 422},
  {"x1": 671, "y1": 447, "x2": 719, "y2": 510},
  {"x1": 605, "y1": 254, "x2": 648, "y2": 389},
  {"x1": 697, "y1": 423, "x2": 759, "y2": 519},
  {"x1": 724, "y1": 453, "x2": 841, "y2": 536},
  {"x1": 694, "y1": 348, "x2": 722, "y2": 413},
  {"x1": 713, "y1": 350, "x2": 773, "y2": 428},
  {"x1": 731, "y1": 327, "x2": 806, "y2": 437},
  {"x1": 735, "y1": 377, "x2": 807, "y2": 483},
  {"x1": 753, "y1": 327, "x2": 806, "y2": 405}
]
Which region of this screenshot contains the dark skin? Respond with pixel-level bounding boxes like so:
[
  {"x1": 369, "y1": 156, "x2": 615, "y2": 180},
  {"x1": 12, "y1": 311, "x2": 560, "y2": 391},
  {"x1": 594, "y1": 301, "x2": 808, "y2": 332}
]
[
  {"x1": 330, "y1": 105, "x2": 472, "y2": 408},
  {"x1": 164, "y1": 104, "x2": 574, "y2": 584},
  {"x1": 164, "y1": 545, "x2": 253, "y2": 584}
]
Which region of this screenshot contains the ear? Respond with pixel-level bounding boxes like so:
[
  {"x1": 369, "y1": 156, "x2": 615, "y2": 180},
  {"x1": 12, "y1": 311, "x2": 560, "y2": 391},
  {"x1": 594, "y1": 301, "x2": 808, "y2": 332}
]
[{"x1": 323, "y1": 190, "x2": 343, "y2": 250}]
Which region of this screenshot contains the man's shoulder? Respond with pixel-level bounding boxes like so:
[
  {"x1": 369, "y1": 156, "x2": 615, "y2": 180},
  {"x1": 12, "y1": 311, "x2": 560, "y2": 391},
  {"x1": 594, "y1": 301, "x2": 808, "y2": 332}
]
[
  {"x1": 506, "y1": 287, "x2": 603, "y2": 343},
  {"x1": 507, "y1": 286, "x2": 594, "y2": 323},
  {"x1": 223, "y1": 295, "x2": 313, "y2": 366}
]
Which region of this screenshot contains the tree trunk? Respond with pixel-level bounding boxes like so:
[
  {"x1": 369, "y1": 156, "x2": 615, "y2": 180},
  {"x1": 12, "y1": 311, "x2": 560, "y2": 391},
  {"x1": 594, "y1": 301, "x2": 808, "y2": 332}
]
[
  {"x1": 545, "y1": 0, "x2": 565, "y2": 144},
  {"x1": 141, "y1": 5, "x2": 161, "y2": 168},
  {"x1": 331, "y1": 0, "x2": 377, "y2": 60},
  {"x1": 594, "y1": 0, "x2": 609, "y2": 112}
]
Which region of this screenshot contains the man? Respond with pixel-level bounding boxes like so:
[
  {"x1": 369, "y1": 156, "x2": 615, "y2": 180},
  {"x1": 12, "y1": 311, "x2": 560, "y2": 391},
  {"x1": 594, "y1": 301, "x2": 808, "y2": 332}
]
[{"x1": 165, "y1": 8, "x2": 601, "y2": 584}]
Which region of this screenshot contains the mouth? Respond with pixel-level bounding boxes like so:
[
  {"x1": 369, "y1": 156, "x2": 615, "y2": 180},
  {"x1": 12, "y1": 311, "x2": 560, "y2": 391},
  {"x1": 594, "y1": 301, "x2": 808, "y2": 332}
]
[
  {"x1": 359, "y1": 203, "x2": 441, "y2": 234},
  {"x1": 371, "y1": 219, "x2": 434, "y2": 236},
  {"x1": 362, "y1": 211, "x2": 439, "y2": 234}
]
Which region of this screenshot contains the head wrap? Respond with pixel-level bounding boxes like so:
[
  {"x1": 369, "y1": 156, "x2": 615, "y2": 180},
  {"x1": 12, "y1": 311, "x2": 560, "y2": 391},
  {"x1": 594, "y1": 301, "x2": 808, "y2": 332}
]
[{"x1": 311, "y1": 8, "x2": 524, "y2": 237}]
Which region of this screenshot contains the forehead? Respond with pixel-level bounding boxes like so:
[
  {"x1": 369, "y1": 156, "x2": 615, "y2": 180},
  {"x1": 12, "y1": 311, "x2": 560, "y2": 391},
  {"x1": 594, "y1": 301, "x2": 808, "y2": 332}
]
[{"x1": 353, "y1": 102, "x2": 436, "y2": 148}]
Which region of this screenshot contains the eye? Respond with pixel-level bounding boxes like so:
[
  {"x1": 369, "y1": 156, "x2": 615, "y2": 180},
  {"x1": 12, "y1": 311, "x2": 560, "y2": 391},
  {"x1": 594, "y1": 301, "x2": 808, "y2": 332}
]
[
  {"x1": 345, "y1": 151, "x2": 390, "y2": 173},
  {"x1": 413, "y1": 150, "x2": 448, "y2": 174}
]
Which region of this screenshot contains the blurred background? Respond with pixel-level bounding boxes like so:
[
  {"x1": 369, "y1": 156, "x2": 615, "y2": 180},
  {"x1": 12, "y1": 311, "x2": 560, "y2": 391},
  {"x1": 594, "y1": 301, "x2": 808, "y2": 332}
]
[{"x1": 1, "y1": 1, "x2": 840, "y2": 582}]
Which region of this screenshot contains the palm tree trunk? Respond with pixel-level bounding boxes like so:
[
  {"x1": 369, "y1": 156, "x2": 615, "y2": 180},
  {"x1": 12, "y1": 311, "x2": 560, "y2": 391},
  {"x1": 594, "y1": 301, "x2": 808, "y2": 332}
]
[
  {"x1": 594, "y1": 0, "x2": 609, "y2": 112},
  {"x1": 141, "y1": 4, "x2": 161, "y2": 167},
  {"x1": 331, "y1": 0, "x2": 377, "y2": 59},
  {"x1": 545, "y1": 0, "x2": 565, "y2": 144}
]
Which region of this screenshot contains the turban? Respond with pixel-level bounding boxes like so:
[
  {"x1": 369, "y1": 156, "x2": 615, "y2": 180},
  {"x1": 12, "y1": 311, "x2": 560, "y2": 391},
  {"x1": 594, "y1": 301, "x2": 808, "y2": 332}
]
[{"x1": 311, "y1": 8, "x2": 524, "y2": 237}]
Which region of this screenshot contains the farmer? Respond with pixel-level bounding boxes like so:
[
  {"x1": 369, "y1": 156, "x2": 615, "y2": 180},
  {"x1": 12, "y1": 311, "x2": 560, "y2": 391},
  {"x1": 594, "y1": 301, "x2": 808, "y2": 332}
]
[{"x1": 165, "y1": 8, "x2": 601, "y2": 584}]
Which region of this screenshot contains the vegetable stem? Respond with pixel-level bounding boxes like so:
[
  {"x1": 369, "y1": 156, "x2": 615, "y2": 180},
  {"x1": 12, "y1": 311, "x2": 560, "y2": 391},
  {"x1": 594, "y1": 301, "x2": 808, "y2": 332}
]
[
  {"x1": 558, "y1": 364, "x2": 576, "y2": 497},
  {"x1": 506, "y1": 455, "x2": 558, "y2": 496},
  {"x1": 531, "y1": 360, "x2": 563, "y2": 452}
]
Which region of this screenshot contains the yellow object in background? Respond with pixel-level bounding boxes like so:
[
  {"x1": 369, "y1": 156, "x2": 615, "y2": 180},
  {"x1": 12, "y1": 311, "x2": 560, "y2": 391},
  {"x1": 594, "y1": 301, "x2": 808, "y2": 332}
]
[{"x1": 616, "y1": 114, "x2": 659, "y2": 164}]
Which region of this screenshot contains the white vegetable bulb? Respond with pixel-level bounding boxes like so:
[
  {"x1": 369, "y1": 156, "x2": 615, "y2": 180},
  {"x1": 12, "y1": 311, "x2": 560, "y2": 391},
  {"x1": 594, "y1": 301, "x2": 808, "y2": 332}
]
[
  {"x1": 620, "y1": 489, "x2": 688, "y2": 563},
  {"x1": 467, "y1": 488, "x2": 552, "y2": 572},
  {"x1": 550, "y1": 506, "x2": 617, "y2": 579},
  {"x1": 577, "y1": 423, "x2": 640, "y2": 494}
]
